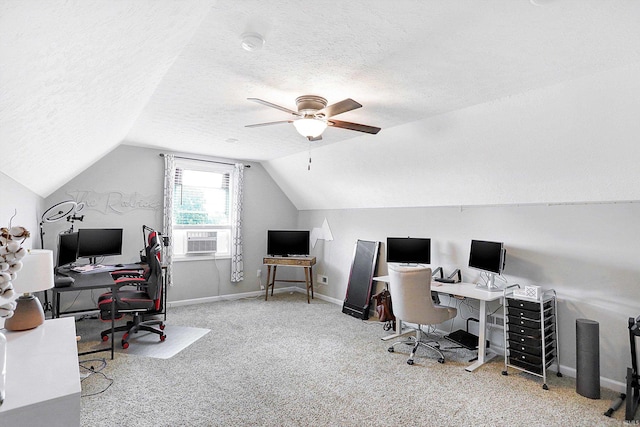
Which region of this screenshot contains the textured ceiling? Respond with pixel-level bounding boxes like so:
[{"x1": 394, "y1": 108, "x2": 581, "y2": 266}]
[{"x1": 2, "y1": 1, "x2": 640, "y2": 198}]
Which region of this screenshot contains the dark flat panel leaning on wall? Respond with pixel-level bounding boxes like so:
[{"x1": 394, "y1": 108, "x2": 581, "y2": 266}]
[{"x1": 342, "y1": 239, "x2": 380, "y2": 320}]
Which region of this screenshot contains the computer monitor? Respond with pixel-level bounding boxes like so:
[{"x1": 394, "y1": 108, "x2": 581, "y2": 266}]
[
  {"x1": 267, "y1": 230, "x2": 310, "y2": 257},
  {"x1": 57, "y1": 231, "x2": 79, "y2": 268},
  {"x1": 468, "y1": 239, "x2": 506, "y2": 290},
  {"x1": 386, "y1": 237, "x2": 431, "y2": 265},
  {"x1": 77, "y1": 228, "x2": 123, "y2": 263}
]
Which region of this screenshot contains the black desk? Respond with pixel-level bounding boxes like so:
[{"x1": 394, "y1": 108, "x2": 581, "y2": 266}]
[
  {"x1": 52, "y1": 263, "x2": 168, "y2": 359},
  {"x1": 52, "y1": 269, "x2": 122, "y2": 359}
]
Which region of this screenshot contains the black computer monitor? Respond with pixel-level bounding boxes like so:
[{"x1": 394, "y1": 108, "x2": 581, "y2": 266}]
[
  {"x1": 57, "y1": 231, "x2": 79, "y2": 268},
  {"x1": 468, "y1": 239, "x2": 505, "y2": 274},
  {"x1": 77, "y1": 228, "x2": 123, "y2": 262},
  {"x1": 267, "y1": 230, "x2": 310, "y2": 256},
  {"x1": 386, "y1": 237, "x2": 431, "y2": 265}
]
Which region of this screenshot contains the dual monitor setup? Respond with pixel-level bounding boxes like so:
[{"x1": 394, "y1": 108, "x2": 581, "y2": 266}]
[
  {"x1": 387, "y1": 237, "x2": 507, "y2": 290},
  {"x1": 57, "y1": 228, "x2": 123, "y2": 269}
]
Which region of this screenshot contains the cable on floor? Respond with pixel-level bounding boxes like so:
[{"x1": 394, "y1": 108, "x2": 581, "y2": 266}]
[{"x1": 79, "y1": 358, "x2": 114, "y2": 397}]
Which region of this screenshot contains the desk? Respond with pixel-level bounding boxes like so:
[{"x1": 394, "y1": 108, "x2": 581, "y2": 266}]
[
  {"x1": 373, "y1": 276, "x2": 502, "y2": 372},
  {"x1": 52, "y1": 269, "x2": 119, "y2": 359},
  {"x1": 52, "y1": 263, "x2": 168, "y2": 358},
  {"x1": 263, "y1": 256, "x2": 316, "y2": 303},
  {"x1": 0, "y1": 317, "x2": 81, "y2": 426}
]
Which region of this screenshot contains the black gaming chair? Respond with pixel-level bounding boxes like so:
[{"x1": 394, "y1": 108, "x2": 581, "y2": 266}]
[{"x1": 98, "y1": 228, "x2": 166, "y2": 349}]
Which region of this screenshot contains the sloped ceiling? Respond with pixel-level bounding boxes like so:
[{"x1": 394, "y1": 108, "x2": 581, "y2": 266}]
[
  {"x1": 0, "y1": 0, "x2": 212, "y2": 197},
  {"x1": 2, "y1": 1, "x2": 640, "y2": 207}
]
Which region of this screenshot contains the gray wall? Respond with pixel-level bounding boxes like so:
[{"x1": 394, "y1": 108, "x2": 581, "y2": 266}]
[
  {"x1": 44, "y1": 145, "x2": 299, "y2": 309},
  {"x1": 298, "y1": 203, "x2": 640, "y2": 390}
]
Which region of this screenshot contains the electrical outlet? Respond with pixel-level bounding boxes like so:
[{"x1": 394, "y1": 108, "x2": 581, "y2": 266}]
[
  {"x1": 317, "y1": 274, "x2": 328, "y2": 285},
  {"x1": 257, "y1": 269, "x2": 262, "y2": 277}
]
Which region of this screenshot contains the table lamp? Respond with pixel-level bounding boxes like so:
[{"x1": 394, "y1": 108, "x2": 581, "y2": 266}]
[{"x1": 4, "y1": 249, "x2": 54, "y2": 331}]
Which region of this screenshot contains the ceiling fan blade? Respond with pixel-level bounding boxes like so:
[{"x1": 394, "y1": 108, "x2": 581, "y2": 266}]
[
  {"x1": 328, "y1": 119, "x2": 381, "y2": 134},
  {"x1": 247, "y1": 98, "x2": 300, "y2": 116},
  {"x1": 316, "y1": 98, "x2": 362, "y2": 118},
  {"x1": 245, "y1": 120, "x2": 293, "y2": 128}
]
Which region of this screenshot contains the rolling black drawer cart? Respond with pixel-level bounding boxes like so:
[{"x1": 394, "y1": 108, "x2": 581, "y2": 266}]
[{"x1": 502, "y1": 289, "x2": 562, "y2": 389}]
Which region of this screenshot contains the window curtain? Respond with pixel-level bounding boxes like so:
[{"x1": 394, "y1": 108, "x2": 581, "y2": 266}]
[
  {"x1": 163, "y1": 154, "x2": 176, "y2": 287},
  {"x1": 231, "y1": 163, "x2": 244, "y2": 282}
]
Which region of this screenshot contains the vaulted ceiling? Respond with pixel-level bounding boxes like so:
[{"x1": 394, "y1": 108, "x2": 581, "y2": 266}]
[{"x1": 2, "y1": 1, "x2": 640, "y2": 208}]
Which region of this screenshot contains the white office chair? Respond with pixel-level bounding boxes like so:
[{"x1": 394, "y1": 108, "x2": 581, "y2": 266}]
[{"x1": 387, "y1": 264, "x2": 457, "y2": 364}]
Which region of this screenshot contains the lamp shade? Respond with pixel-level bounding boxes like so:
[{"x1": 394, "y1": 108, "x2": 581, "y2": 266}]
[
  {"x1": 293, "y1": 118, "x2": 328, "y2": 138},
  {"x1": 11, "y1": 249, "x2": 54, "y2": 294}
]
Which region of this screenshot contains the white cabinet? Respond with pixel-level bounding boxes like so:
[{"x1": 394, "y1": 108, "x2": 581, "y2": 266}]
[{"x1": 0, "y1": 317, "x2": 81, "y2": 426}]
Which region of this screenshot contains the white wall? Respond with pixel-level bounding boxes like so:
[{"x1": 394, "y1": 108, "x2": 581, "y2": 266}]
[
  {"x1": 44, "y1": 145, "x2": 299, "y2": 310},
  {"x1": 298, "y1": 202, "x2": 640, "y2": 390}
]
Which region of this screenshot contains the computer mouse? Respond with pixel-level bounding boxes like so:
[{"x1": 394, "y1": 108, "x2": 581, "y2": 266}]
[{"x1": 54, "y1": 276, "x2": 74, "y2": 288}]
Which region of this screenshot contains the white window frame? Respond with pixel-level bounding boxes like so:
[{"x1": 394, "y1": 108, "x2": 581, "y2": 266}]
[{"x1": 172, "y1": 159, "x2": 235, "y2": 260}]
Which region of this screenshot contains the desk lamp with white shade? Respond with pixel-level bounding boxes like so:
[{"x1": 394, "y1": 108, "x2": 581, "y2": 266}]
[{"x1": 4, "y1": 249, "x2": 54, "y2": 331}]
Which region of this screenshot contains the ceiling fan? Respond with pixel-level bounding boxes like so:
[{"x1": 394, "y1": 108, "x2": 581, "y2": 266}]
[{"x1": 245, "y1": 95, "x2": 381, "y2": 141}]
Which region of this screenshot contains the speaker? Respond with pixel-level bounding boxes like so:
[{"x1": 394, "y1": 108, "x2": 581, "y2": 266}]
[{"x1": 576, "y1": 318, "x2": 600, "y2": 399}]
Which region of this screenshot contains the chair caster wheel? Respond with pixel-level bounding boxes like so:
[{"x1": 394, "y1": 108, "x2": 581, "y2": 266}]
[
  {"x1": 557, "y1": 372, "x2": 563, "y2": 377},
  {"x1": 122, "y1": 341, "x2": 129, "y2": 349},
  {"x1": 502, "y1": 370, "x2": 508, "y2": 376},
  {"x1": 388, "y1": 347, "x2": 394, "y2": 353},
  {"x1": 160, "y1": 334, "x2": 166, "y2": 342},
  {"x1": 438, "y1": 358, "x2": 445, "y2": 364},
  {"x1": 160, "y1": 324, "x2": 165, "y2": 330},
  {"x1": 101, "y1": 335, "x2": 109, "y2": 342},
  {"x1": 407, "y1": 359, "x2": 414, "y2": 365}
]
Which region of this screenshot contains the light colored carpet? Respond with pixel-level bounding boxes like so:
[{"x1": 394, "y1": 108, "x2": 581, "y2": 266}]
[{"x1": 74, "y1": 293, "x2": 629, "y2": 427}]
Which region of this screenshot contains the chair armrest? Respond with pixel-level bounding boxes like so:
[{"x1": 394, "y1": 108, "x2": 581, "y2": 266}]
[{"x1": 113, "y1": 276, "x2": 147, "y2": 287}]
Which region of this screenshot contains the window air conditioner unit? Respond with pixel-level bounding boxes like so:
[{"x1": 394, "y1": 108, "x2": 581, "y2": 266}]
[{"x1": 186, "y1": 231, "x2": 217, "y2": 254}]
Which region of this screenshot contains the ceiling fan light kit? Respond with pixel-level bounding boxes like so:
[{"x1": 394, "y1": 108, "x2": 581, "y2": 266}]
[
  {"x1": 246, "y1": 95, "x2": 380, "y2": 141},
  {"x1": 293, "y1": 118, "x2": 327, "y2": 139}
]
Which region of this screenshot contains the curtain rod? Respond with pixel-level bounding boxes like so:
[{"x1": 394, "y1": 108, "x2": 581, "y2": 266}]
[{"x1": 159, "y1": 153, "x2": 251, "y2": 168}]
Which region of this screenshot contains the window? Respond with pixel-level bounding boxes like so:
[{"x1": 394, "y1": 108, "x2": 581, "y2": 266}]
[{"x1": 171, "y1": 161, "x2": 234, "y2": 258}]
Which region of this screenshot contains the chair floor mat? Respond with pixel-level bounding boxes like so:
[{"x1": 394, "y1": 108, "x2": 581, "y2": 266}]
[{"x1": 102, "y1": 325, "x2": 210, "y2": 359}]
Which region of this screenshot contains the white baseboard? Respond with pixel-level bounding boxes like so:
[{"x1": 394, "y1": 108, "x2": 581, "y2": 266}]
[
  {"x1": 167, "y1": 286, "x2": 298, "y2": 307},
  {"x1": 168, "y1": 286, "x2": 344, "y2": 308}
]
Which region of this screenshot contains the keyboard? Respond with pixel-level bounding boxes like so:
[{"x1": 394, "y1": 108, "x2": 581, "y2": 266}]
[{"x1": 434, "y1": 277, "x2": 456, "y2": 284}]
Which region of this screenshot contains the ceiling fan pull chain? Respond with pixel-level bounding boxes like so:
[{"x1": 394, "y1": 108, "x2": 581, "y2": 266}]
[{"x1": 308, "y1": 152, "x2": 312, "y2": 171}]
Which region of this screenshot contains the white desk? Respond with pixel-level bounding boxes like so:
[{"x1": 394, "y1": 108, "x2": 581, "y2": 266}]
[
  {"x1": 373, "y1": 276, "x2": 502, "y2": 372},
  {"x1": 0, "y1": 317, "x2": 81, "y2": 426}
]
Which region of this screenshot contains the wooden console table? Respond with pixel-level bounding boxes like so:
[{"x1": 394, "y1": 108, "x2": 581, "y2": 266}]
[{"x1": 263, "y1": 256, "x2": 316, "y2": 303}]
